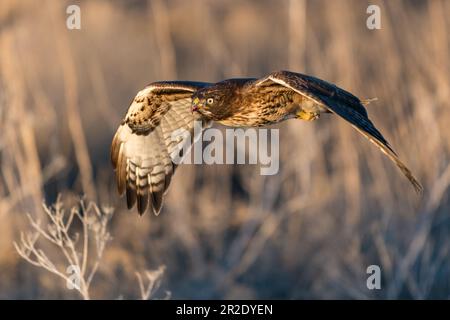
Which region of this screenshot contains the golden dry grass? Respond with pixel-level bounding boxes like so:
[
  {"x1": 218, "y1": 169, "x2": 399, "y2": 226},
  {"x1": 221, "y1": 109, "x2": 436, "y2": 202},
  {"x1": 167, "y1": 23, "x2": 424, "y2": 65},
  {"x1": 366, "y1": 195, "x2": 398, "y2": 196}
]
[{"x1": 0, "y1": 0, "x2": 449, "y2": 299}]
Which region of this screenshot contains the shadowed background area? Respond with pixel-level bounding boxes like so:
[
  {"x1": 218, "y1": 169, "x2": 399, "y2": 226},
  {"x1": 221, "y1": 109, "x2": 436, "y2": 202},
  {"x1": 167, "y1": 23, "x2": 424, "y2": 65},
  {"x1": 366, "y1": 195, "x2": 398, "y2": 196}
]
[{"x1": 0, "y1": 0, "x2": 449, "y2": 299}]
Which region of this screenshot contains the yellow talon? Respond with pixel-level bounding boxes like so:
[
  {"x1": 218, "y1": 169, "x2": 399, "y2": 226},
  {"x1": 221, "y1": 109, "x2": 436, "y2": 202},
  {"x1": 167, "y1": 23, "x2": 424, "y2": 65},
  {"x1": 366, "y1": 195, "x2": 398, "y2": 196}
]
[
  {"x1": 296, "y1": 110, "x2": 320, "y2": 121},
  {"x1": 361, "y1": 97, "x2": 378, "y2": 106}
]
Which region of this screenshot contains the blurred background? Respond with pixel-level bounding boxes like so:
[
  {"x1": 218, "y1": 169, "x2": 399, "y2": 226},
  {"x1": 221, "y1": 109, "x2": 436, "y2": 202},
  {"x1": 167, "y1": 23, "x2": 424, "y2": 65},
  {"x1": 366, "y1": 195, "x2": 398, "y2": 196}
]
[{"x1": 0, "y1": 0, "x2": 449, "y2": 299}]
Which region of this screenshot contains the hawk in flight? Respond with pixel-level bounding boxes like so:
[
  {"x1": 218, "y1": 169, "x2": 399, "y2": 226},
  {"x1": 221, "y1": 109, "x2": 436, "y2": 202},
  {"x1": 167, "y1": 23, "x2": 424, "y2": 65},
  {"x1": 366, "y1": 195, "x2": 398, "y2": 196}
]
[{"x1": 111, "y1": 71, "x2": 422, "y2": 215}]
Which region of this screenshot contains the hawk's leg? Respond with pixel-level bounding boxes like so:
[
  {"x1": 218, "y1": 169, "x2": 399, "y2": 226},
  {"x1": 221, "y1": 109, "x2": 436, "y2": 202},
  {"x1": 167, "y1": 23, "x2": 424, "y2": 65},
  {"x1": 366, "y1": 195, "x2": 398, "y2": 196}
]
[{"x1": 296, "y1": 110, "x2": 320, "y2": 121}]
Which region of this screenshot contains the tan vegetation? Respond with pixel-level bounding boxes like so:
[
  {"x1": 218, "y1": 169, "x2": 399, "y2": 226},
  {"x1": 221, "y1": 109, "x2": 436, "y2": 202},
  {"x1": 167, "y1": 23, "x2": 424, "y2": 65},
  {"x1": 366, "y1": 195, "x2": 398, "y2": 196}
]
[{"x1": 0, "y1": 0, "x2": 449, "y2": 299}]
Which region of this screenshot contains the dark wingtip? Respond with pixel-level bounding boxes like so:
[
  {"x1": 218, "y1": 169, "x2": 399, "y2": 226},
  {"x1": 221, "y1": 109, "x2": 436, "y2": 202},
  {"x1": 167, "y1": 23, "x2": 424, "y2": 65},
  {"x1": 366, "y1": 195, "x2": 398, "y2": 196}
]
[
  {"x1": 136, "y1": 193, "x2": 149, "y2": 215},
  {"x1": 152, "y1": 206, "x2": 162, "y2": 216},
  {"x1": 397, "y1": 160, "x2": 423, "y2": 195},
  {"x1": 150, "y1": 188, "x2": 164, "y2": 216},
  {"x1": 126, "y1": 187, "x2": 137, "y2": 209},
  {"x1": 411, "y1": 178, "x2": 424, "y2": 195}
]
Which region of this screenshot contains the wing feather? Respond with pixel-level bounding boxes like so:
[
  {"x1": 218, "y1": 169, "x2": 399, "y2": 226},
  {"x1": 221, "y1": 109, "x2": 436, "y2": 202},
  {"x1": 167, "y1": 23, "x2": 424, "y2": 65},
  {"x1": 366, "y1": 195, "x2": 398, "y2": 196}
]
[
  {"x1": 111, "y1": 81, "x2": 211, "y2": 215},
  {"x1": 264, "y1": 71, "x2": 422, "y2": 193}
]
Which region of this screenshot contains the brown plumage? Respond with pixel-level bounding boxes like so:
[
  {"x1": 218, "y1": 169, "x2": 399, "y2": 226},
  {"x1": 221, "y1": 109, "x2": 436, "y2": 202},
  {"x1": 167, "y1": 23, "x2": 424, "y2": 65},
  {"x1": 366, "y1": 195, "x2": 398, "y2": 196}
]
[
  {"x1": 111, "y1": 71, "x2": 422, "y2": 215},
  {"x1": 111, "y1": 81, "x2": 212, "y2": 215}
]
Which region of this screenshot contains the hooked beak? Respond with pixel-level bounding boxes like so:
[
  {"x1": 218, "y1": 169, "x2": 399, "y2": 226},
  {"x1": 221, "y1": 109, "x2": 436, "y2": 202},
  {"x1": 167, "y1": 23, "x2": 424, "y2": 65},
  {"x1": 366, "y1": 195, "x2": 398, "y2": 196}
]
[{"x1": 192, "y1": 97, "x2": 203, "y2": 113}]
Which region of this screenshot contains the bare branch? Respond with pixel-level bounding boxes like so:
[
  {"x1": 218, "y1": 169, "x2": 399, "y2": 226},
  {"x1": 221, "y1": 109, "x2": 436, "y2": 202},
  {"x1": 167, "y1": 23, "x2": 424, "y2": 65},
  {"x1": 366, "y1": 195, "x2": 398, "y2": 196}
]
[
  {"x1": 14, "y1": 197, "x2": 114, "y2": 300},
  {"x1": 135, "y1": 266, "x2": 166, "y2": 300}
]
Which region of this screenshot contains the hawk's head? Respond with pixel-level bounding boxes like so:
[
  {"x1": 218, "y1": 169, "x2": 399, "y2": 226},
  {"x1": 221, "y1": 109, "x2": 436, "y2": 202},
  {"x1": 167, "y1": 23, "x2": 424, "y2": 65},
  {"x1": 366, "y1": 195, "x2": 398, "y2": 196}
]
[{"x1": 191, "y1": 80, "x2": 242, "y2": 121}]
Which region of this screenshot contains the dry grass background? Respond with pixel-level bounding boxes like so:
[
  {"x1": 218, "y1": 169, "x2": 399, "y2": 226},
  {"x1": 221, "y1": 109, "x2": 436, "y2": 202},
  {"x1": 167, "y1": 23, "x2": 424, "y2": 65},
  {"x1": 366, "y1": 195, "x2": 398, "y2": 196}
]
[{"x1": 0, "y1": 0, "x2": 449, "y2": 299}]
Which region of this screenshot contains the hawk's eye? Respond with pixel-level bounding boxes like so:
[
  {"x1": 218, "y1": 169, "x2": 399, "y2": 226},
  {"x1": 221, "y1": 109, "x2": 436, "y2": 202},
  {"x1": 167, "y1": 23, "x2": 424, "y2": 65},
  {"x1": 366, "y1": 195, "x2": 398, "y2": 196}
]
[{"x1": 206, "y1": 98, "x2": 214, "y2": 105}]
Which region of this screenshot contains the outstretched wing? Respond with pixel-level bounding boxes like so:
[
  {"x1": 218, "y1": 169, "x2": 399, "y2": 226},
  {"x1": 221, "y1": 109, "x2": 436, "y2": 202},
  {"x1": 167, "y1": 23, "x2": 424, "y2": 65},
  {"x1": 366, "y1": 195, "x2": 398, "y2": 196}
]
[
  {"x1": 255, "y1": 70, "x2": 422, "y2": 193},
  {"x1": 111, "y1": 81, "x2": 212, "y2": 215}
]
